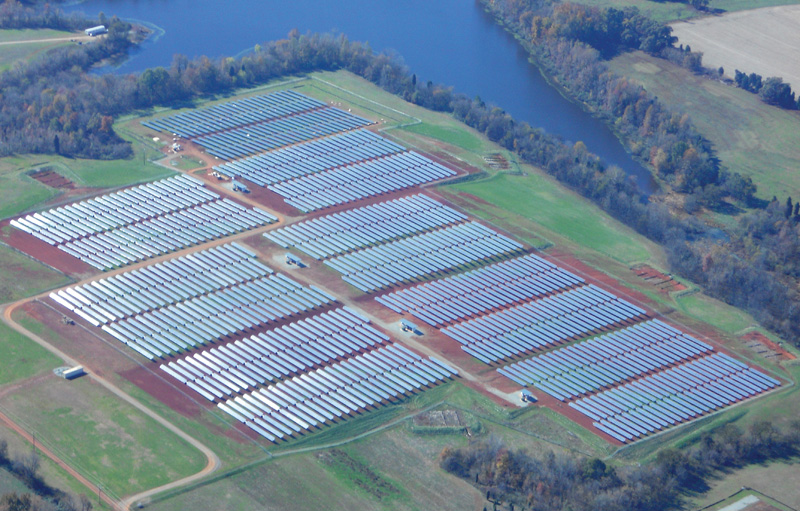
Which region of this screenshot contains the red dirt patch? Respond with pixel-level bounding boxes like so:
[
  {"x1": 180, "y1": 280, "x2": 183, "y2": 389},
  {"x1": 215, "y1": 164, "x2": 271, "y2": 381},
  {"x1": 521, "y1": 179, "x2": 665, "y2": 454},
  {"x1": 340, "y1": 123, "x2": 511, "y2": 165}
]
[
  {"x1": 30, "y1": 169, "x2": 75, "y2": 189},
  {"x1": 632, "y1": 264, "x2": 687, "y2": 294},
  {"x1": 741, "y1": 331, "x2": 796, "y2": 361}
]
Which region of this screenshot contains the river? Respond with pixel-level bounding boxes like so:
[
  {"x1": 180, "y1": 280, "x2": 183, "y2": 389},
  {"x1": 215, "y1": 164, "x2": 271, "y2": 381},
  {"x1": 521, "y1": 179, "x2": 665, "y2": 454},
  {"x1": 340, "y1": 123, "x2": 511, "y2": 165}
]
[{"x1": 66, "y1": 0, "x2": 657, "y2": 193}]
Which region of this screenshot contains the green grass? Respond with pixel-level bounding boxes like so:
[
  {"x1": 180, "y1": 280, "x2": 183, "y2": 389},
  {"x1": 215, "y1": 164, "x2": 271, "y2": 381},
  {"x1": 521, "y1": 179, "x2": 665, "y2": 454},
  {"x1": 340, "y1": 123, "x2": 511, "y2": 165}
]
[
  {"x1": 0, "y1": 376, "x2": 207, "y2": 499},
  {"x1": 0, "y1": 243, "x2": 71, "y2": 302},
  {"x1": 0, "y1": 147, "x2": 173, "y2": 220},
  {"x1": 0, "y1": 467, "x2": 30, "y2": 497},
  {"x1": 608, "y1": 51, "x2": 800, "y2": 202},
  {"x1": 446, "y1": 172, "x2": 652, "y2": 264},
  {"x1": 0, "y1": 166, "x2": 58, "y2": 219},
  {"x1": 0, "y1": 29, "x2": 75, "y2": 43},
  {"x1": 572, "y1": 0, "x2": 800, "y2": 22},
  {"x1": 0, "y1": 322, "x2": 61, "y2": 386},
  {"x1": 402, "y1": 123, "x2": 484, "y2": 152},
  {"x1": 675, "y1": 292, "x2": 755, "y2": 334}
]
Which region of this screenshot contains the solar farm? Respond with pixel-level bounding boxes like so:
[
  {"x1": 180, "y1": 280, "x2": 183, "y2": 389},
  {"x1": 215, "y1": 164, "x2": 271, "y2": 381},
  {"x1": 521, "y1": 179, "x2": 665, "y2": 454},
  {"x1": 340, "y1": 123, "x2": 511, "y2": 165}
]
[
  {"x1": 6, "y1": 86, "x2": 783, "y2": 450},
  {"x1": 9, "y1": 175, "x2": 276, "y2": 270}
]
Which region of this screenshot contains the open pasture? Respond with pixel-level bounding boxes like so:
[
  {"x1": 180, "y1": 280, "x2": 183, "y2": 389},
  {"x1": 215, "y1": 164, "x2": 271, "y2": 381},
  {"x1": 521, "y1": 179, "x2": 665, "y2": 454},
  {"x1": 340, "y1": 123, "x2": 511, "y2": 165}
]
[{"x1": 671, "y1": 5, "x2": 800, "y2": 90}]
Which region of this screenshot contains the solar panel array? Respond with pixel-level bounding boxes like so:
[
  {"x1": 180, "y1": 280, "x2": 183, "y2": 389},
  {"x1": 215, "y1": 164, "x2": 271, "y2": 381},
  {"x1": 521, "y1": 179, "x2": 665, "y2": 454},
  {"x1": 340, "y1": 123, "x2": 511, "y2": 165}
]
[
  {"x1": 160, "y1": 307, "x2": 389, "y2": 401},
  {"x1": 141, "y1": 90, "x2": 324, "y2": 138},
  {"x1": 377, "y1": 254, "x2": 584, "y2": 327},
  {"x1": 498, "y1": 320, "x2": 712, "y2": 395},
  {"x1": 215, "y1": 344, "x2": 457, "y2": 442},
  {"x1": 49, "y1": 244, "x2": 334, "y2": 360},
  {"x1": 324, "y1": 222, "x2": 524, "y2": 292},
  {"x1": 11, "y1": 175, "x2": 276, "y2": 270},
  {"x1": 213, "y1": 129, "x2": 404, "y2": 186},
  {"x1": 441, "y1": 285, "x2": 645, "y2": 364},
  {"x1": 580, "y1": 354, "x2": 778, "y2": 442},
  {"x1": 268, "y1": 151, "x2": 456, "y2": 212},
  {"x1": 264, "y1": 194, "x2": 467, "y2": 260},
  {"x1": 496, "y1": 320, "x2": 780, "y2": 441},
  {"x1": 195, "y1": 107, "x2": 372, "y2": 161}
]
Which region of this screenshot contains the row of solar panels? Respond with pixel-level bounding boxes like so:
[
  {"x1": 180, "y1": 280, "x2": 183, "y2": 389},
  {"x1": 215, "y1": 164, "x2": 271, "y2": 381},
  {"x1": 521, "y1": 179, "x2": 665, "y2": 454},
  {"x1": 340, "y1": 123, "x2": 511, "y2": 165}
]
[
  {"x1": 572, "y1": 353, "x2": 779, "y2": 442},
  {"x1": 498, "y1": 320, "x2": 713, "y2": 400},
  {"x1": 160, "y1": 307, "x2": 387, "y2": 401},
  {"x1": 377, "y1": 253, "x2": 585, "y2": 327},
  {"x1": 214, "y1": 129, "x2": 403, "y2": 186},
  {"x1": 442, "y1": 285, "x2": 646, "y2": 364},
  {"x1": 268, "y1": 151, "x2": 456, "y2": 213},
  {"x1": 216, "y1": 344, "x2": 457, "y2": 442},
  {"x1": 59, "y1": 272, "x2": 335, "y2": 360},
  {"x1": 11, "y1": 175, "x2": 211, "y2": 245},
  {"x1": 142, "y1": 89, "x2": 324, "y2": 138},
  {"x1": 324, "y1": 222, "x2": 524, "y2": 293},
  {"x1": 49, "y1": 243, "x2": 265, "y2": 324},
  {"x1": 56, "y1": 199, "x2": 276, "y2": 270},
  {"x1": 195, "y1": 107, "x2": 372, "y2": 161},
  {"x1": 265, "y1": 194, "x2": 467, "y2": 260}
]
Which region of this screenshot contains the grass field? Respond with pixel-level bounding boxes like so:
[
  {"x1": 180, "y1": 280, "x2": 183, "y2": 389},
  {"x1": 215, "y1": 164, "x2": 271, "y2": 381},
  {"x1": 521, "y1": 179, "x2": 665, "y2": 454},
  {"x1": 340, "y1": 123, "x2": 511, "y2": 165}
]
[
  {"x1": 0, "y1": 375, "x2": 207, "y2": 499},
  {"x1": 0, "y1": 28, "x2": 76, "y2": 72},
  {"x1": 446, "y1": 172, "x2": 654, "y2": 264},
  {"x1": 608, "y1": 51, "x2": 800, "y2": 201},
  {"x1": 572, "y1": 0, "x2": 800, "y2": 22},
  {"x1": 0, "y1": 322, "x2": 61, "y2": 386},
  {"x1": 0, "y1": 243, "x2": 71, "y2": 303},
  {"x1": 671, "y1": 5, "x2": 800, "y2": 90}
]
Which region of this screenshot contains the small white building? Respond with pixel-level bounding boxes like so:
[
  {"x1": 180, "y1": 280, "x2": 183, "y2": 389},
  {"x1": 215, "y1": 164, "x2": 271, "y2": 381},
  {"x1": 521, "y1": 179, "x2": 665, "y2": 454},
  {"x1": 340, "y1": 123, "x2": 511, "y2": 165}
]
[{"x1": 84, "y1": 25, "x2": 107, "y2": 37}]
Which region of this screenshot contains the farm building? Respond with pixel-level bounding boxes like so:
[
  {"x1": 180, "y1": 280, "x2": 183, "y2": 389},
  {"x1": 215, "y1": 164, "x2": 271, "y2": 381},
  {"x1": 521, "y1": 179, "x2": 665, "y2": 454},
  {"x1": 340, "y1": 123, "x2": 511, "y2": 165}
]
[{"x1": 84, "y1": 25, "x2": 107, "y2": 36}]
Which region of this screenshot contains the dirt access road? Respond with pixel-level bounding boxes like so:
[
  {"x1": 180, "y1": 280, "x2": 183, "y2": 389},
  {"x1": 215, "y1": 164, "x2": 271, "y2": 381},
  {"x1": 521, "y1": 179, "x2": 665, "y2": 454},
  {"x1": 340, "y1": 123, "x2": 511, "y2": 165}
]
[{"x1": 0, "y1": 35, "x2": 95, "y2": 46}]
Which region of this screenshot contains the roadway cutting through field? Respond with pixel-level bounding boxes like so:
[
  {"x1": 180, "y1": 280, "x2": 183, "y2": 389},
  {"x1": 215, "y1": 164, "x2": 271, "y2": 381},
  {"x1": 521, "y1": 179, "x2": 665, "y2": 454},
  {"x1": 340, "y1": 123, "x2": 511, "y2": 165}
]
[{"x1": 0, "y1": 35, "x2": 94, "y2": 45}]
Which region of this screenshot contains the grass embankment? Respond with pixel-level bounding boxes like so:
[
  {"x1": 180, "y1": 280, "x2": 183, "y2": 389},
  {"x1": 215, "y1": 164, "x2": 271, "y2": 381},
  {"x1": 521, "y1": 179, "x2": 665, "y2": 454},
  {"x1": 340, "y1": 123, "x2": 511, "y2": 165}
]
[
  {"x1": 571, "y1": 0, "x2": 800, "y2": 22},
  {"x1": 608, "y1": 51, "x2": 800, "y2": 202},
  {"x1": 0, "y1": 124, "x2": 173, "y2": 220}
]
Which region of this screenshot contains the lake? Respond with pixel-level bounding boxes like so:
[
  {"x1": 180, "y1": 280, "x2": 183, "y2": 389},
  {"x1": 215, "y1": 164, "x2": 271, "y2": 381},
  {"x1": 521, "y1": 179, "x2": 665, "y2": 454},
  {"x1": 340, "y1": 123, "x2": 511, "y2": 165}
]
[{"x1": 66, "y1": 0, "x2": 657, "y2": 192}]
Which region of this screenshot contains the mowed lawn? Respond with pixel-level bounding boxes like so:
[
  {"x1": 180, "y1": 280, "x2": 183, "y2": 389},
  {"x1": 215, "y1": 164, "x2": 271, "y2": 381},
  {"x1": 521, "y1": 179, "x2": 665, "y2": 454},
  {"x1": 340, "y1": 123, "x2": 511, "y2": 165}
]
[
  {"x1": 0, "y1": 376, "x2": 207, "y2": 499},
  {"x1": 0, "y1": 322, "x2": 61, "y2": 386},
  {"x1": 0, "y1": 243, "x2": 71, "y2": 302},
  {"x1": 608, "y1": 51, "x2": 800, "y2": 201},
  {"x1": 446, "y1": 172, "x2": 653, "y2": 264}
]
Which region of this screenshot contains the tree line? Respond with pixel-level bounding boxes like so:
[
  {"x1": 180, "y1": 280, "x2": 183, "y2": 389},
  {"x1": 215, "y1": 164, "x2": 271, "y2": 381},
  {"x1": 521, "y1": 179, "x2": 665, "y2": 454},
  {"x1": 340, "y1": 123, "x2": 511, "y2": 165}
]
[
  {"x1": 0, "y1": 438, "x2": 92, "y2": 511},
  {"x1": 439, "y1": 420, "x2": 800, "y2": 511},
  {"x1": 734, "y1": 70, "x2": 799, "y2": 110},
  {"x1": 0, "y1": 0, "x2": 90, "y2": 31}
]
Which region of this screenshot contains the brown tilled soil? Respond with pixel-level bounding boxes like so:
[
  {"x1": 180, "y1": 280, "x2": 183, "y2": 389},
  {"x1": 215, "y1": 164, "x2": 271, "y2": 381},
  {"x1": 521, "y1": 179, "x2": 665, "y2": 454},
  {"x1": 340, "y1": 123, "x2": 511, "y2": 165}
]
[{"x1": 30, "y1": 169, "x2": 75, "y2": 189}]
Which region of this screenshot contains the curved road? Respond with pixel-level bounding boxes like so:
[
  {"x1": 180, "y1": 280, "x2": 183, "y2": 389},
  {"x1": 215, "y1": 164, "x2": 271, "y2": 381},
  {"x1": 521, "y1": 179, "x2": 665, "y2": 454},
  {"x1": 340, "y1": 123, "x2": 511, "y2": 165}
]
[{"x1": 1, "y1": 301, "x2": 221, "y2": 511}]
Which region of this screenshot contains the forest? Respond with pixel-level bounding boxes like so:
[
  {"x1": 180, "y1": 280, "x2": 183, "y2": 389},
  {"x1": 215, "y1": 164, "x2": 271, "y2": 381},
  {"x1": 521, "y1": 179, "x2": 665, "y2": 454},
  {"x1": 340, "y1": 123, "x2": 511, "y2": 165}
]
[
  {"x1": 440, "y1": 421, "x2": 800, "y2": 511},
  {"x1": 2, "y1": 2, "x2": 800, "y2": 344}
]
